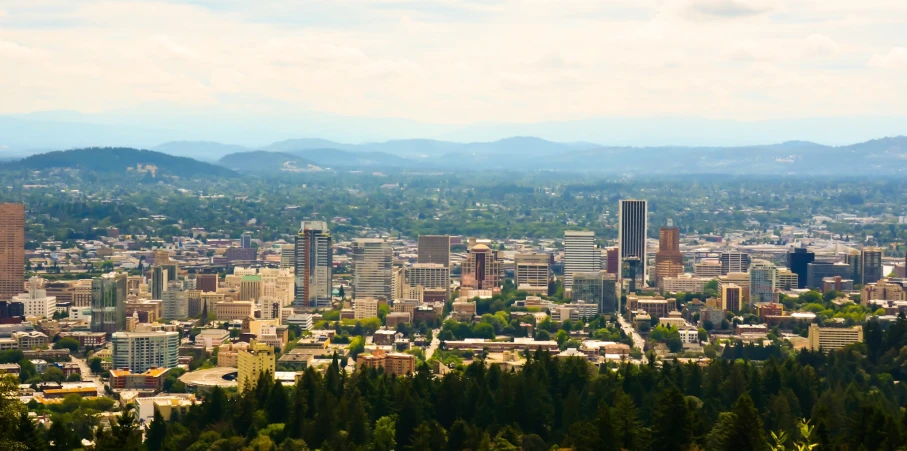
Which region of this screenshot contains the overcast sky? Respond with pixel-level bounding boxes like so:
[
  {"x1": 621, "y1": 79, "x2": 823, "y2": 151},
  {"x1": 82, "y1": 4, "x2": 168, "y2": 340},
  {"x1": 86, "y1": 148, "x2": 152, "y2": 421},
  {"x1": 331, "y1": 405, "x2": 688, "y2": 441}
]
[{"x1": 1, "y1": 0, "x2": 906, "y2": 143}]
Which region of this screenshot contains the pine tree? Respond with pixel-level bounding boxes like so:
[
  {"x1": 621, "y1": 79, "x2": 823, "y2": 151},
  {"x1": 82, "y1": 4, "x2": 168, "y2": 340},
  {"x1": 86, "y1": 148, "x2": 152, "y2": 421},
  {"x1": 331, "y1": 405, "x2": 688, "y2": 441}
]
[
  {"x1": 48, "y1": 418, "x2": 77, "y2": 451},
  {"x1": 266, "y1": 380, "x2": 289, "y2": 424},
  {"x1": 15, "y1": 412, "x2": 45, "y2": 451},
  {"x1": 726, "y1": 394, "x2": 767, "y2": 451},
  {"x1": 146, "y1": 409, "x2": 167, "y2": 451},
  {"x1": 652, "y1": 385, "x2": 692, "y2": 451}
]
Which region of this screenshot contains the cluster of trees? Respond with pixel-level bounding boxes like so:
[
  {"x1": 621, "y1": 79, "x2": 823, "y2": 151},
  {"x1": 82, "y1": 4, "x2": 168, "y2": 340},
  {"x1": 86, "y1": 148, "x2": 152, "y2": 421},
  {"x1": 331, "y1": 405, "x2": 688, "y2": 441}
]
[{"x1": 5, "y1": 314, "x2": 907, "y2": 450}]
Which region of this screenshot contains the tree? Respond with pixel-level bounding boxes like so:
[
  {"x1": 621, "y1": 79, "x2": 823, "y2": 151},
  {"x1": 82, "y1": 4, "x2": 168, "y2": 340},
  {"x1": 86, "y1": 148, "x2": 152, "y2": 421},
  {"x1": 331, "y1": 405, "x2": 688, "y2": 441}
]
[
  {"x1": 652, "y1": 385, "x2": 692, "y2": 451},
  {"x1": 410, "y1": 420, "x2": 447, "y2": 450},
  {"x1": 338, "y1": 286, "x2": 345, "y2": 298},
  {"x1": 266, "y1": 380, "x2": 289, "y2": 424},
  {"x1": 48, "y1": 417, "x2": 77, "y2": 451},
  {"x1": 53, "y1": 337, "x2": 80, "y2": 352},
  {"x1": 373, "y1": 415, "x2": 397, "y2": 451},
  {"x1": 95, "y1": 404, "x2": 142, "y2": 451},
  {"x1": 15, "y1": 411, "x2": 45, "y2": 451},
  {"x1": 725, "y1": 394, "x2": 767, "y2": 451},
  {"x1": 146, "y1": 409, "x2": 167, "y2": 451},
  {"x1": 89, "y1": 358, "x2": 103, "y2": 374}
]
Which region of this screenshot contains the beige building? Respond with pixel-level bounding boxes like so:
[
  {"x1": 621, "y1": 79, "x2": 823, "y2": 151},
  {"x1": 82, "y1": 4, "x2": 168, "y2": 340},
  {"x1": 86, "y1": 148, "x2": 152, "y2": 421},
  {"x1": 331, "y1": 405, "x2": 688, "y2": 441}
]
[
  {"x1": 694, "y1": 261, "x2": 722, "y2": 278},
  {"x1": 807, "y1": 324, "x2": 863, "y2": 352},
  {"x1": 461, "y1": 244, "x2": 501, "y2": 290},
  {"x1": 237, "y1": 341, "x2": 275, "y2": 392},
  {"x1": 217, "y1": 342, "x2": 250, "y2": 368},
  {"x1": 721, "y1": 284, "x2": 743, "y2": 312},
  {"x1": 352, "y1": 239, "x2": 393, "y2": 301},
  {"x1": 354, "y1": 298, "x2": 380, "y2": 320},
  {"x1": 661, "y1": 274, "x2": 712, "y2": 294},
  {"x1": 514, "y1": 253, "x2": 549, "y2": 295},
  {"x1": 862, "y1": 279, "x2": 906, "y2": 302},
  {"x1": 357, "y1": 349, "x2": 415, "y2": 376},
  {"x1": 403, "y1": 263, "x2": 450, "y2": 298},
  {"x1": 239, "y1": 275, "x2": 262, "y2": 302},
  {"x1": 625, "y1": 295, "x2": 676, "y2": 318},
  {"x1": 215, "y1": 301, "x2": 255, "y2": 321},
  {"x1": 718, "y1": 272, "x2": 751, "y2": 304},
  {"x1": 777, "y1": 269, "x2": 798, "y2": 291}
]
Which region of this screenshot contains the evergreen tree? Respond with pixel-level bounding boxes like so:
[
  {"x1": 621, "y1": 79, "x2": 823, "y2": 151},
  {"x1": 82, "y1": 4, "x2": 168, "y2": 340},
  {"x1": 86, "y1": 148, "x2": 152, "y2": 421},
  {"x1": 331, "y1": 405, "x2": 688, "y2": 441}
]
[
  {"x1": 373, "y1": 415, "x2": 397, "y2": 451},
  {"x1": 725, "y1": 394, "x2": 767, "y2": 451},
  {"x1": 266, "y1": 380, "x2": 289, "y2": 424},
  {"x1": 409, "y1": 420, "x2": 447, "y2": 450},
  {"x1": 651, "y1": 385, "x2": 692, "y2": 451},
  {"x1": 15, "y1": 412, "x2": 45, "y2": 451},
  {"x1": 146, "y1": 409, "x2": 167, "y2": 451}
]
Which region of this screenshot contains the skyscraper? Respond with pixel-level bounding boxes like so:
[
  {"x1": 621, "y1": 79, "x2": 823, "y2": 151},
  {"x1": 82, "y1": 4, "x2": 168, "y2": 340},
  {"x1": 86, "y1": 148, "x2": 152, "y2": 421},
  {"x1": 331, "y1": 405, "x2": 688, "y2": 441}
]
[
  {"x1": 619, "y1": 200, "x2": 648, "y2": 289},
  {"x1": 352, "y1": 238, "x2": 393, "y2": 301},
  {"x1": 605, "y1": 247, "x2": 619, "y2": 274},
  {"x1": 91, "y1": 272, "x2": 127, "y2": 335},
  {"x1": 861, "y1": 247, "x2": 884, "y2": 285},
  {"x1": 787, "y1": 247, "x2": 814, "y2": 289},
  {"x1": 514, "y1": 253, "x2": 550, "y2": 294},
  {"x1": 572, "y1": 272, "x2": 619, "y2": 314},
  {"x1": 151, "y1": 266, "x2": 168, "y2": 300},
  {"x1": 461, "y1": 244, "x2": 501, "y2": 290},
  {"x1": 0, "y1": 203, "x2": 25, "y2": 301},
  {"x1": 240, "y1": 233, "x2": 252, "y2": 249},
  {"x1": 417, "y1": 235, "x2": 450, "y2": 268},
  {"x1": 655, "y1": 219, "x2": 683, "y2": 289},
  {"x1": 749, "y1": 260, "x2": 778, "y2": 303},
  {"x1": 294, "y1": 221, "x2": 333, "y2": 308},
  {"x1": 196, "y1": 273, "x2": 218, "y2": 293},
  {"x1": 161, "y1": 284, "x2": 189, "y2": 321},
  {"x1": 719, "y1": 252, "x2": 751, "y2": 275},
  {"x1": 563, "y1": 231, "x2": 599, "y2": 289}
]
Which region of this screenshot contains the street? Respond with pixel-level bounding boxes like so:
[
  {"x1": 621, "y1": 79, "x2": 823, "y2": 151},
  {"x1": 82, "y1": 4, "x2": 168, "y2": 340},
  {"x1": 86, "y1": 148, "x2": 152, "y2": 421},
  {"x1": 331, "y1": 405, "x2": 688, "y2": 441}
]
[
  {"x1": 616, "y1": 314, "x2": 648, "y2": 365},
  {"x1": 70, "y1": 354, "x2": 107, "y2": 395}
]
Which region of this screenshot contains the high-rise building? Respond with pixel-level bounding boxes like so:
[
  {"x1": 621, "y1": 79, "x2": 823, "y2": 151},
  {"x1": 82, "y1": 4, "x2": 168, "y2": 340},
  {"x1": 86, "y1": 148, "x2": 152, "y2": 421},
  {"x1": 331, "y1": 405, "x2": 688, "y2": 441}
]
[
  {"x1": 514, "y1": 253, "x2": 549, "y2": 294},
  {"x1": 404, "y1": 263, "x2": 451, "y2": 298},
  {"x1": 563, "y1": 231, "x2": 599, "y2": 289},
  {"x1": 91, "y1": 272, "x2": 127, "y2": 335},
  {"x1": 749, "y1": 260, "x2": 778, "y2": 303},
  {"x1": 153, "y1": 249, "x2": 170, "y2": 266},
  {"x1": 605, "y1": 247, "x2": 619, "y2": 274},
  {"x1": 861, "y1": 247, "x2": 884, "y2": 285},
  {"x1": 238, "y1": 341, "x2": 275, "y2": 392},
  {"x1": 619, "y1": 200, "x2": 648, "y2": 288},
  {"x1": 572, "y1": 272, "x2": 619, "y2": 314},
  {"x1": 279, "y1": 244, "x2": 295, "y2": 270},
  {"x1": 787, "y1": 247, "x2": 814, "y2": 289},
  {"x1": 241, "y1": 233, "x2": 252, "y2": 249},
  {"x1": 461, "y1": 244, "x2": 501, "y2": 290},
  {"x1": 655, "y1": 219, "x2": 683, "y2": 289},
  {"x1": 777, "y1": 269, "x2": 798, "y2": 291},
  {"x1": 240, "y1": 275, "x2": 263, "y2": 302},
  {"x1": 294, "y1": 221, "x2": 333, "y2": 308},
  {"x1": 0, "y1": 203, "x2": 25, "y2": 301},
  {"x1": 719, "y1": 252, "x2": 751, "y2": 275},
  {"x1": 14, "y1": 277, "x2": 56, "y2": 319},
  {"x1": 721, "y1": 284, "x2": 743, "y2": 312},
  {"x1": 417, "y1": 235, "x2": 450, "y2": 268},
  {"x1": 161, "y1": 285, "x2": 189, "y2": 321},
  {"x1": 111, "y1": 331, "x2": 179, "y2": 372},
  {"x1": 807, "y1": 262, "x2": 852, "y2": 290},
  {"x1": 845, "y1": 250, "x2": 862, "y2": 284},
  {"x1": 151, "y1": 266, "x2": 168, "y2": 300},
  {"x1": 196, "y1": 273, "x2": 218, "y2": 293},
  {"x1": 352, "y1": 239, "x2": 393, "y2": 301}
]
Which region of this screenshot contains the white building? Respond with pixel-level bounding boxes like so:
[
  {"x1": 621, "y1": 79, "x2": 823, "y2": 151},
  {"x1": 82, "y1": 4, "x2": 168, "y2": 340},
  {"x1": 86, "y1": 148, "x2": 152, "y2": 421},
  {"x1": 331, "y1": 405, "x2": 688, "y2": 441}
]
[
  {"x1": 563, "y1": 231, "x2": 599, "y2": 289},
  {"x1": 14, "y1": 277, "x2": 57, "y2": 319},
  {"x1": 111, "y1": 331, "x2": 179, "y2": 373}
]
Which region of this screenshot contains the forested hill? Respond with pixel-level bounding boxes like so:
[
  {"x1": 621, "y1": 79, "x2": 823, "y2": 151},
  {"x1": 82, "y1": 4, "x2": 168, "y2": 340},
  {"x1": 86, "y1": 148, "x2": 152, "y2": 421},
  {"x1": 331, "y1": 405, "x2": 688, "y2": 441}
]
[{"x1": 3, "y1": 147, "x2": 236, "y2": 178}]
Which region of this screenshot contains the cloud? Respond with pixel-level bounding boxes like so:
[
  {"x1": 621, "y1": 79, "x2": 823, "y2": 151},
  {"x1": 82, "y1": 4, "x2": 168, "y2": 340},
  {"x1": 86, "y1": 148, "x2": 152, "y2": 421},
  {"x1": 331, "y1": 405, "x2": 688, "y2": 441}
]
[
  {"x1": 867, "y1": 48, "x2": 907, "y2": 69},
  {"x1": 685, "y1": 0, "x2": 779, "y2": 20},
  {"x1": 0, "y1": 40, "x2": 34, "y2": 58},
  {"x1": 0, "y1": 9, "x2": 8, "y2": 18},
  {"x1": 803, "y1": 34, "x2": 837, "y2": 59}
]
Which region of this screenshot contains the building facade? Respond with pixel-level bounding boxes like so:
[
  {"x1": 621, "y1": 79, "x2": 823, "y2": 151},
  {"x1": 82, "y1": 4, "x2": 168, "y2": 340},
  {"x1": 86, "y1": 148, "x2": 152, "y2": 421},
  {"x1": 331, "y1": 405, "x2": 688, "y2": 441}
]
[
  {"x1": 352, "y1": 239, "x2": 393, "y2": 301},
  {"x1": 417, "y1": 235, "x2": 450, "y2": 267},
  {"x1": 238, "y1": 341, "x2": 275, "y2": 392},
  {"x1": 461, "y1": 244, "x2": 501, "y2": 290},
  {"x1": 514, "y1": 253, "x2": 549, "y2": 294},
  {"x1": 91, "y1": 272, "x2": 127, "y2": 335},
  {"x1": 787, "y1": 247, "x2": 814, "y2": 289},
  {"x1": 749, "y1": 260, "x2": 778, "y2": 303},
  {"x1": 655, "y1": 219, "x2": 684, "y2": 289},
  {"x1": 0, "y1": 203, "x2": 24, "y2": 301},
  {"x1": 719, "y1": 252, "x2": 751, "y2": 275},
  {"x1": 619, "y1": 200, "x2": 648, "y2": 288},
  {"x1": 111, "y1": 331, "x2": 179, "y2": 373},
  {"x1": 807, "y1": 324, "x2": 863, "y2": 352},
  {"x1": 294, "y1": 221, "x2": 333, "y2": 308},
  {"x1": 14, "y1": 277, "x2": 56, "y2": 319},
  {"x1": 571, "y1": 272, "x2": 619, "y2": 314},
  {"x1": 563, "y1": 231, "x2": 599, "y2": 289}
]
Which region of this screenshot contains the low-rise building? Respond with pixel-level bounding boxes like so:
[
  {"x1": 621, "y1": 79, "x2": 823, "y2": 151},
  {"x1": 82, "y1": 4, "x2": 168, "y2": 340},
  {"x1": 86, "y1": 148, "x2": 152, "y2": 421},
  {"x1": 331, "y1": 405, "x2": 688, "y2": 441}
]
[
  {"x1": 625, "y1": 295, "x2": 677, "y2": 318},
  {"x1": 807, "y1": 323, "x2": 863, "y2": 352},
  {"x1": 215, "y1": 301, "x2": 255, "y2": 321},
  {"x1": 356, "y1": 349, "x2": 415, "y2": 376},
  {"x1": 385, "y1": 312, "x2": 412, "y2": 328},
  {"x1": 109, "y1": 367, "x2": 169, "y2": 391},
  {"x1": 13, "y1": 331, "x2": 49, "y2": 350},
  {"x1": 443, "y1": 337, "x2": 559, "y2": 352},
  {"x1": 58, "y1": 332, "x2": 107, "y2": 348}
]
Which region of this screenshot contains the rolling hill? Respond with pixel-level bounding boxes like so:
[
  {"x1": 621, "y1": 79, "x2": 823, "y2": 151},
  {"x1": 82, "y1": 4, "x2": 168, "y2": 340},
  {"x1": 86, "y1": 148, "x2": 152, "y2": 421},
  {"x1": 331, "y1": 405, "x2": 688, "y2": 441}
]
[
  {"x1": 218, "y1": 151, "x2": 322, "y2": 173},
  {"x1": 4, "y1": 147, "x2": 237, "y2": 178}
]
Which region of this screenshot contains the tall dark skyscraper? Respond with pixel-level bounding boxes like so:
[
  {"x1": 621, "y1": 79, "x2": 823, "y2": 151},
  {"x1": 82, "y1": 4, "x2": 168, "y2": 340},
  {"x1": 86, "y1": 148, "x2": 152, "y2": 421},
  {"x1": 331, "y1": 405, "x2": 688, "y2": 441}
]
[
  {"x1": 787, "y1": 246, "x2": 815, "y2": 289},
  {"x1": 417, "y1": 235, "x2": 450, "y2": 268},
  {"x1": 862, "y1": 247, "x2": 884, "y2": 285},
  {"x1": 241, "y1": 233, "x2": 252, "y2": 249},
  {"x1": 619, "y1": 200, "x2": 648, "y2": 289},
  {"x1": 0, "y1": 203, "x2": 25, "y2": 301}
]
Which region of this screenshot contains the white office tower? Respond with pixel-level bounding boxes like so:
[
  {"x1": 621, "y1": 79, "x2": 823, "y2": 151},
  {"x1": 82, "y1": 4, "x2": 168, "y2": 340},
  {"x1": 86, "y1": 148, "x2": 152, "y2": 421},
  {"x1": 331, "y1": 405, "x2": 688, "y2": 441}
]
[
  {"x1": 352, "y1": 238, "x2": 393, "y2": 301},
  {"x1": 619, "y1": 200, "x2": 648, "y2": 290},
  {"x1": 563, "y1": 231, "x2": 599, "y2": 289}
]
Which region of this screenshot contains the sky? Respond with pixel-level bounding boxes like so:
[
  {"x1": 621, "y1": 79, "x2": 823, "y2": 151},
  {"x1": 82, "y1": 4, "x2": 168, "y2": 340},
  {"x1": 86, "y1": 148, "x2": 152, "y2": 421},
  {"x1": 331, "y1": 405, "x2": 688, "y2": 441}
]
[{"x1": 1, "y1": 0, "x2": 906, "y2": 146}]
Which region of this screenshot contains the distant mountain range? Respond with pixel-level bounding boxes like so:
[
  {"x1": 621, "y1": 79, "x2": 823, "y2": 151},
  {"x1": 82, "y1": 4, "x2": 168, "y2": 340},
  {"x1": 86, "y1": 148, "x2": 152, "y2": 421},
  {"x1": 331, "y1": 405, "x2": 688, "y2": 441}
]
[
  {"x1": 3, "y1": 136, "x2": 907, "y2": 176},
  {"x1": 207, "y1": 135, "x2": 907, "y2": 175},
  {"x1": 1, "y1": 147, "x2": 236, "y2": 178}
]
